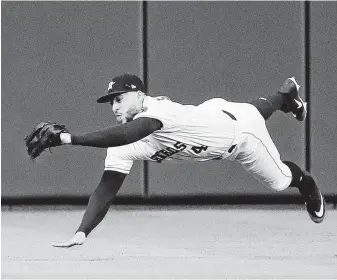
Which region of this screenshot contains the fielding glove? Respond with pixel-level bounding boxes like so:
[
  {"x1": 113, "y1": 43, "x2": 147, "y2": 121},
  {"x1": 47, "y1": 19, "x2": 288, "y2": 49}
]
[{"x1": 24, "y1": 121, "x2": 68, "y2": 160}]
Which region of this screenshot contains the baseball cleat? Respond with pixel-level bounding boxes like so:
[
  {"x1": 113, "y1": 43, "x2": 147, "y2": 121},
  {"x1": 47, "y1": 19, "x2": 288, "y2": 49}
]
[
  {"x1": 278, "y1": 77, "x2": 307, "y2": 121},
  {"x1": 298, "y1": 170, "x2": 326, "y2": 223}
]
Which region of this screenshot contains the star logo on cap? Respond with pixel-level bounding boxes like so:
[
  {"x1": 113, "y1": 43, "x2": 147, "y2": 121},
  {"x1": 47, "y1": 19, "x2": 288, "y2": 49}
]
[{"x1": 108, "y1": 81, "x2": 115, "y2": 90}]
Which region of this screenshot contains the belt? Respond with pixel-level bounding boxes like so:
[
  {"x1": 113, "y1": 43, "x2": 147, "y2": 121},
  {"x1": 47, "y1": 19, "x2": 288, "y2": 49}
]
[{"x1": 222, "y1": 110, "x2": 237, "y2": 154}]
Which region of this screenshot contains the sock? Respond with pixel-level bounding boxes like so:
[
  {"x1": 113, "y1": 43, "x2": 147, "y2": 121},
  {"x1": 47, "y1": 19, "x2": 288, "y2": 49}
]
[
  {"x1": 297, "y1": 171, "x2": 317, "y2": 196},
  {"x1": 283, "y1": 161, "x2": 303, "y2": 187},
  {"x1": 250, "y1": 93, "x2": 286, "y2": 120}
]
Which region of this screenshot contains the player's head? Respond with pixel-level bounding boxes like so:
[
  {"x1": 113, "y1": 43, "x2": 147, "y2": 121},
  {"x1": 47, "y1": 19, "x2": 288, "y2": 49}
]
[{"x1": 97, "y1": 73, "x2": 146, "y2": 124}]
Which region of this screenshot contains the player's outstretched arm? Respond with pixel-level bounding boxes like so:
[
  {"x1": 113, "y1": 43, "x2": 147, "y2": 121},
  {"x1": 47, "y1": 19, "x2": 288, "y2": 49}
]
[
  {"x1": 52, "y1": 170, "x2": 126, "y2": 248},
  {"x1": 25, "y1": 118, "x2": 161, "y2": 160},
  {"x1": 60, "y1": 117, "x2": 162, "y2": 148}
]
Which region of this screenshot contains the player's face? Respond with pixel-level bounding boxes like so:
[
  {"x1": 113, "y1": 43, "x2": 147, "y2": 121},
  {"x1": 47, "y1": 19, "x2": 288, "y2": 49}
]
[{"x1": 111, "y1": 92, "x2": 140, "y2": 124}]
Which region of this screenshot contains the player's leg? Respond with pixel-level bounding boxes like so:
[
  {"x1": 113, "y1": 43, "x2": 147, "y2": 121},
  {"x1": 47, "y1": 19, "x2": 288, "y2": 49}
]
[
  {"x1": 233, "y1": 127, "x2": 292, "y2": 192},
  {"x1": 232, "y1": 105, "x2": 325, "y2": 223},
  {"x1": 251, "y1": 77, "x2": 307, "y2": 121}
]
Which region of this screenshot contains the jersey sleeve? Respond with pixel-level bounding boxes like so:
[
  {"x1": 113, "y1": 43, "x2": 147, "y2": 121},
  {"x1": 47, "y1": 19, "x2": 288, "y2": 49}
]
[
  {"x1": 104, "y1": 145, "x2": 133, "y2": 174},
  {"x1": 104, "y1": 147, "x2": 134, "y2": 174},
  {"x1": 104, "y1": 139, "x2": 157, "y2": 174}
]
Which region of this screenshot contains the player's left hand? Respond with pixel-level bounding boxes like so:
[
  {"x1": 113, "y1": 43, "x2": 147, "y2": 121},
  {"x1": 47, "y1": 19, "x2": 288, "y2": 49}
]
[
  {"x1": 24, "y1": 121, "x2": 69, "y2": 160},
  {"x1": 52, "y1": 232, "x2": 86, "y2": 248}
]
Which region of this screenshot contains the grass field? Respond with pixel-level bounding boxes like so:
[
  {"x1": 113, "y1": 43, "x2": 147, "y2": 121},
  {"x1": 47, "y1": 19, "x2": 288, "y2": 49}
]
[{"x1": 1, "y1": 205, "x2": 336, "y2": 279}]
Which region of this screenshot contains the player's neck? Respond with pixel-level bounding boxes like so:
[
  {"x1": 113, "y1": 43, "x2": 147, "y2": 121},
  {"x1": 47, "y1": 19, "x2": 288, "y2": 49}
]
[{"x1": 137, "y1": 95, "x2": 146, "y2": 113}]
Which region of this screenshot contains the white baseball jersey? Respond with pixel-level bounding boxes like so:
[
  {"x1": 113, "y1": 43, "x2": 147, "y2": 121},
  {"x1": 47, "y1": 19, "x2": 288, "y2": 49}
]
[
  {"x1": 105, "y1": 96, "x2": 242, "y2": 174},
  {"x1": 105, "y1": 95, "x2": 293, "y2": 193}
]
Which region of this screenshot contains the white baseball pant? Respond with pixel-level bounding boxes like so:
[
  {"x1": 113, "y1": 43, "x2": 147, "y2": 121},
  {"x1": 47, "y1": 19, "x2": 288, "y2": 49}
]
[{"x1": 225, "y1": 102, "x2": 293, "y2": 191}]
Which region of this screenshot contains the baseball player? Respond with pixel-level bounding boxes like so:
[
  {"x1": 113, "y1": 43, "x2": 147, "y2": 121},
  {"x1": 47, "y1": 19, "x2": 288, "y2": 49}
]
[{"x1": 31, "y1": 73, "x2": 324, "y2": 247}]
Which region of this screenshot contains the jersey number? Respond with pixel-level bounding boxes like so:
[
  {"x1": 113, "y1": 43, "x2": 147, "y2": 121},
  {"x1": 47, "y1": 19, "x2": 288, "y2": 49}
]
[{"x1": 191, "y1": 145, "x2": 208, "y2": 154}]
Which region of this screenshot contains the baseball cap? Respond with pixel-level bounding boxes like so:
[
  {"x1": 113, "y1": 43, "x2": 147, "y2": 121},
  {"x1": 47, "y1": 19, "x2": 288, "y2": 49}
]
[{"x1": 97, "y1": 73, "x2": 145, "y2": 103}]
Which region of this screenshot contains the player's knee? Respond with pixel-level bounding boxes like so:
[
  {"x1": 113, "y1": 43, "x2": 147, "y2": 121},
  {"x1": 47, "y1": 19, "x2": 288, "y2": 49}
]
[
  {"x1": 267, "y1": 177, "x2": 292, "y2": 192},
  {"x1": 271, "y1": 181, "x2": 290, "y2": 192},
  {"x1": 283, "y1": 161, "x2": 303, "y2": 186},
  {"x1": 269, "y1": 162, "x2": 293, "y2": 191}
]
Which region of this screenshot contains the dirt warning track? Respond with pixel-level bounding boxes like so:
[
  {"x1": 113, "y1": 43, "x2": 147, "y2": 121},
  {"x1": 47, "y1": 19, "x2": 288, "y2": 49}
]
[{"x1": 2, "y1": 205, "x2": 336, "y2": 278}]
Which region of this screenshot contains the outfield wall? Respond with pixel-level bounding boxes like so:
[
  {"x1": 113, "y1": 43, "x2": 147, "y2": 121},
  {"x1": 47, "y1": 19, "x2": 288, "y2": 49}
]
[{"x1": 2, "y1": 2, "x2": 336, "y2": 200}]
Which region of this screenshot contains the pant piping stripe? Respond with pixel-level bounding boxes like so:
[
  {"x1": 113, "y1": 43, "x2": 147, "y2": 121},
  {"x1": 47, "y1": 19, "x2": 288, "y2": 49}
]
[{"x1": 243, "y1": 132, "x2": 292, "y2": 182}]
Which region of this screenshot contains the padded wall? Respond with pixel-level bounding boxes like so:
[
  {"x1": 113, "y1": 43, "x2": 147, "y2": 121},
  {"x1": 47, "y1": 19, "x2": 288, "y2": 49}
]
[
  {"x1": 1, "y1": 2, "x2": 143, "y2": 197},
  {"x1": 310, "y1": 2, "x2": 337, "y2": 195},
  {"x1": 146, "y1": 1, "x2": 305, "y2": 195},
  {"x1": 3, "y1": 2, "x2": 335, "y2": 199}
]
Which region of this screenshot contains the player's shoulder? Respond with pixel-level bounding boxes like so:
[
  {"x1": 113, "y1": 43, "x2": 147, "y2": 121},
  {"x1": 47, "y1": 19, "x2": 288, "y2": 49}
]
[
  {"x1": 137, "y1": 95, "x2": 174, "y2": 114},
  {"x1": 134, "y1": 95, "x2": 183, "y2": 129},
  {"x1": 145, "y1": 95, "x2": 172, "y2": 106}
]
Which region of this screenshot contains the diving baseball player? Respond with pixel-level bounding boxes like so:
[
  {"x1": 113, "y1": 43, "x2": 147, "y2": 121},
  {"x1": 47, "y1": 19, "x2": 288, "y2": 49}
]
[{"x1": 25, "y1": 73, "x2": 325, "y2": 247}]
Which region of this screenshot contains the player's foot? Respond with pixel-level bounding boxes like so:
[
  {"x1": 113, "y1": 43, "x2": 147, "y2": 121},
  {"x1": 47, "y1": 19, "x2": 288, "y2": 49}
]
[
  {"x1": 298, "y1": 170, "x2": 326, "y2": 223},
  {"x1": 278, "y1": 77, "x2": 307, "y2": 121}
]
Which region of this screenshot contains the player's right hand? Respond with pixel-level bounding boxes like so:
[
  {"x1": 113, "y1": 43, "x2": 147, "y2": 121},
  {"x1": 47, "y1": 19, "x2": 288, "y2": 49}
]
[{"x1": 52, "y1": 231, "x2": 86, "y2": 248}]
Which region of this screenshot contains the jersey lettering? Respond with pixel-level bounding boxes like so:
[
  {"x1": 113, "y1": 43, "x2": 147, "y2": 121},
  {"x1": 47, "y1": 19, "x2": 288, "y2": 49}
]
[
  {"x1": 150, "y1": 153, "x2": 166, "y2": 163},
  {"x1": 161, "y1": 147, "x2": 178, "y2": 157},
  {"x1": 151, "y1": 141, "x2": 187, "y2": 163},
  {"x1": 151, "y1": 141, "x2": 209, "y2": 163},
  {"x1": 173, "y1": 141, "x2": 187, "y2": 151}
]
